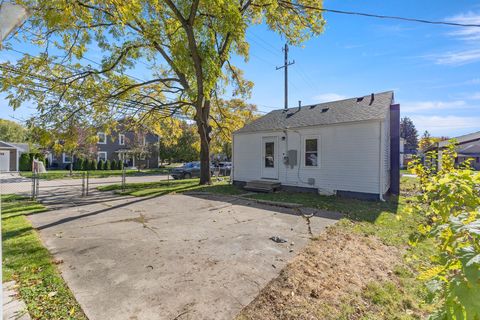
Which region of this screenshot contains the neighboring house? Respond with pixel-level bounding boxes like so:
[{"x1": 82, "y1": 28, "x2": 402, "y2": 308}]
[
  {"x1": 0, "y1": 141, "x2": 29, "y2": 172},
  {"x1": 48, "y1": 128, "x2": 160, "y2": 169},
  {"x1": 436, "y1": 131, "x2": 480, "y2": 171},
  {"x1": 232, "y1": 91, "x2": 400, "y2": 200}
]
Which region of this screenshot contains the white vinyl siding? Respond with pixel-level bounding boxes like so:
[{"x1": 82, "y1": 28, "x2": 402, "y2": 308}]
[{"x1": 233, "y1": 120, "x2": 383, "y2": 194}]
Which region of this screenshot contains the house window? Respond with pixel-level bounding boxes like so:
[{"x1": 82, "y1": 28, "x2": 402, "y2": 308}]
[
  {"x1": 98, "y1": 132, "x2": 107, "y2": 144},
  {"x1": 304, "y1": 138, "x2": 318, "y2": 167},
  {"x1": 97, "y1": 151, "x2": 107, "y2": 162},
  {"x1": 119, "y1": 134, "x2": 125, "y2": 146},
  {"x1": 62, "y1": 153, "x2": 72, "y2": 163},
  {"x1": 265, "y1": 142, "x2": 274, "y2": 168}
]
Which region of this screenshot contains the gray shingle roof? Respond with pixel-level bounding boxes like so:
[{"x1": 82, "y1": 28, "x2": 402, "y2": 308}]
[{"x1": 235, "y1": 91, "x2": 394, "y2": 134}]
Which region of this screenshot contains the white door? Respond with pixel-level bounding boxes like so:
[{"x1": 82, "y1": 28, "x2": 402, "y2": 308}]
[
  {"x1": 0, "y1": 150, "x2": 10, "y2": 172},
  {"x1": 261, "y1": 137, "x2": 279, "y2": 179}
]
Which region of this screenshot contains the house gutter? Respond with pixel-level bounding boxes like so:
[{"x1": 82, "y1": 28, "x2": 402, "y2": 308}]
[{"x1": 378, "y1": 121, "x2": 385, "y2": 202}]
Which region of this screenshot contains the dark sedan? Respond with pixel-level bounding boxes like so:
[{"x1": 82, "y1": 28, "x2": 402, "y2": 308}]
[{"x1": 171, "y1": 162, "x2": 216, "y2": 179}]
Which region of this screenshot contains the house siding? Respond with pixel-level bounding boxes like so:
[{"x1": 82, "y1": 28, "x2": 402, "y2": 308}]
[
  {"x1": 233, "y1": 120, "x2": 383, "y2": 195},
  {"x1": 49, "y1": 131, "x2": 160, "y2": 169}
]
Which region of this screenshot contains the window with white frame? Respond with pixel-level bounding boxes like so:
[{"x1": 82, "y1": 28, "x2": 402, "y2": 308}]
[
  {"x1": 97, "y1": 132, "x2": 107, "y2": 144},
  {"x1": 304, "y1": 137, "x2": 319, "y2": 167},
  {"x1": 97, "y1": 151, "x2": 107, "y2": 162},
  {"x1": 62, "y1": 153, "x2": 72, "y2": 163},
  {"x1": 119, "y1": 134, "x2": 125, "y2": 145}
]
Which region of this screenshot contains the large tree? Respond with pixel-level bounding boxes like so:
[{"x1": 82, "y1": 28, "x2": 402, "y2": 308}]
[
  {"x1": 0, "y1": 0, "x2": 325, "y2": 184},
  {"x1": 0, "y1": 118, "x2": 27, "y2": 142},
  {"x1": 400, "y1": 117, "x2": 418, "y2": 152}
]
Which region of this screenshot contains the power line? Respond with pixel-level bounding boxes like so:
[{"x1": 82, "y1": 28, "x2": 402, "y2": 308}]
[{"x1": 282, "y1": 2, "x2": 480, "y2": 28}]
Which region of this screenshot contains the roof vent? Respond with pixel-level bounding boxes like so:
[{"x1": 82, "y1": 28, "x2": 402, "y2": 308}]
[
  {"x1": 356, "y1": 97, "x2": 364, "y2": 103},
  {"x1": 369, "y1": 93, "x2": 375, "y2": 105},
  {"x1": 321, "y1": 107, "x2": 329, "y2": 113},
  {"x1": 309, "y1": 104, "x2": 317, "y2": 109}
]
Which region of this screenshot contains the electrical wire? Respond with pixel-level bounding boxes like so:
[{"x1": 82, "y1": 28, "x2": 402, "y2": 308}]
[{"x1": 281, "y1": 2, "x2": 480, "y2": 28}]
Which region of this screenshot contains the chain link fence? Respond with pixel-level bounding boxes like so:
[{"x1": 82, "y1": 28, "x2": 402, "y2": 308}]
[{"x1": 1, "y1": 164, "x2": 231, "y2": 200}]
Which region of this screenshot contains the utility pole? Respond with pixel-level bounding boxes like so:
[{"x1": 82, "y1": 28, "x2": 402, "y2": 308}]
[{"x1": 276, "y1": 43, "x2": 295, "y2": 110}]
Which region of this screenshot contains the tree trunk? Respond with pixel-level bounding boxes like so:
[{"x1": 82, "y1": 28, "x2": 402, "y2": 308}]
[
  {"x1": 197, "y1": 100, "x2": 211, "y2": 185},
  {"x1": 70, "y1": 152, "x2": 74, "y2": 176}
]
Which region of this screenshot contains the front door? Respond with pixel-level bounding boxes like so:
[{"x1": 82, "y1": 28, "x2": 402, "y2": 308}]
[
  {"x1": 0, "y1": 150, "x2": 10, "y2": 172},
  {"x1": 261, "y1": 137, "x2": 278, "y2": 179}
]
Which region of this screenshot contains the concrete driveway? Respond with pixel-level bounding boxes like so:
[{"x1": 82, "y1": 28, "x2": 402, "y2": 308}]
[{"x1": 28, "y1": 192, "x2": 339, "y2": 320}]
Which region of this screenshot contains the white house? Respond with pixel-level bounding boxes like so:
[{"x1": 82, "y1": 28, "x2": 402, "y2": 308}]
[
  {"x1": 232, "y1": 91, "x2": 400, "y2": 200},
  {"x1": 0, "y1": 141, "x2": 30, "y2": 172}
]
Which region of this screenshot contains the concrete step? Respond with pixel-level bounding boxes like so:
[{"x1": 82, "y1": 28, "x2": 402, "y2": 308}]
[{"x1": 244, "y1": 180, "x2": 281, "y2": 193}]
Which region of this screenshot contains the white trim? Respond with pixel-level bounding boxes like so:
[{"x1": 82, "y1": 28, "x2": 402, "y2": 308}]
[
  {"x1": 97, "y1": 151, "x2": 107, "y2": 162},
  {"x1": 301, "y1": 135, "x2": 320, "y2": 169},
  {"x1": 118, "y1": 133, "x2": 125, "y2": 145},
  {"x1": 97, "y1": 132, "x2": 107, "y2": 144},
  {"x1": 62, "y1": 153, "x2": 72, "y2": 163}
]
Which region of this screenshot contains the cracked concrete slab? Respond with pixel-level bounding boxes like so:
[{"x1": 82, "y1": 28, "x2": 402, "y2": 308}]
[
  {"x1": 3, "y1": 281, "x2": 31, "y2": 320},
  {"x1": 28, "y1": 192, "x2": 339, "y2": 320}
]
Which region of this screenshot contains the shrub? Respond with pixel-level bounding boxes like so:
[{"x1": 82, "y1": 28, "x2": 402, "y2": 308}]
[
  {"x1": 408, "y1": 141, "x2": 480, "y2": 319},
  {"x1": 97, "y1": 160, "x2": 104, "y2": 170},
  {"x1": 90, "y1": 159, "x2": 97, "y2": 171},
  {"x1": 118, "y1": 160, "x2": 124, "y2": 170},
  {"x1": 111, "y1": 160, "x2": 117, "y2": 170},
  {"x1": 19, "y1": 152, "x2": 46, "y2": 171},
  {"x1": 105, "y1": 160, "x2": 111, "y2": 170},
  {"x1": 78, "y1": 158, "x2": 85, "y2": 171},
  {"x1": 19, "y1": 153, "x2": 31, "y2": 171}
]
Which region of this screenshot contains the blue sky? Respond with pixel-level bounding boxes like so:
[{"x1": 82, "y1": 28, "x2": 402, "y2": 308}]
[{"x1": 1, "y1": 0, "x2": 480, "y2": 137}]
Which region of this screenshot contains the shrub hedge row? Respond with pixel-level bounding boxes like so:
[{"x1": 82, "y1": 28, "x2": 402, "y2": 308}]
[{"x1": 72, "y1": 158, "x2": 123, "y2": 171}]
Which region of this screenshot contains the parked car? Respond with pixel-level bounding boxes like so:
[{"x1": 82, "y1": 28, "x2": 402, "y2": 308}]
[
  {"x1": 211, "y1": 162, "x2": 232, "y2": 176},
  {"x1": 171, "y1": 162, "x2": 216, "y2": 179}
]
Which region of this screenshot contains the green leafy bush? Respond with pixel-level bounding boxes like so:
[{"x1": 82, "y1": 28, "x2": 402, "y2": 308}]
[
  {"x1": 90, "y1": 159, "x2": 97, "y2": 171},
  {"x1": 105, "y1": 160, "x2": 111, "y2": 170},
  {"x1": 19, "y1": 153, "x2": 31, "y2": 171},
  {"x1": 19, "y1": 153, "x2": 45, "y2": 171},
  {"x1": 111, "y1": 160, "x2": 117, "y2": 170},
  {"x1": 97, "y1": 160, "x2": 105, "y2": 170},
  {"x1": 408, "y1": 141, "x2": 480, "y2": 319},
  {"x1": 78, "y1": 158, "x2": 85, "y2": 171}
]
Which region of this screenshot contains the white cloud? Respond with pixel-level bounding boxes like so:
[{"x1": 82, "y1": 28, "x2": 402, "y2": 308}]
[
  {"x1": 401, "y1": 100, "x2": 467, "y2": 113},
  {"x1": 424, "y1": 12, "x2": 480, "y2": 66},
  {"x1": 470, "y1": 92, "x2": 480, "y2": 100},
  {"x1": 410, "y1": 115, "x2": 480, "y2": 137},
  {"x1": 313, "y1": 93, "x2": 347, "y2": 103},
  {"x1": 446, "y1": 12, "x2": 480, "y2": 41},
  {"x1": 432, "y1": 49, "x2": 480, "y2": 65}
]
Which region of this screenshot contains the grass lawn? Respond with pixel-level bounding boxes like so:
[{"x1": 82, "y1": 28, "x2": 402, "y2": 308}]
[
  {"x1": 20, "y1": 168, "x2": 170, "y2": 180},
  {"x1": 2, "y1": 195, "x2": 86, "y2": 319},
  {"x1": 97, "y1": 177, "x2": 245, "y2": 197}
]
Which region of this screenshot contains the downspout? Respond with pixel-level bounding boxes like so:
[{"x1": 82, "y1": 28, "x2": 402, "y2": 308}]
[{"x1": 378, "y1": 121, "x2": 385, "y2": 201}]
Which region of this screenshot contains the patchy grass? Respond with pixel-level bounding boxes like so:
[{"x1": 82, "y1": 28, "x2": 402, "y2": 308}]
[
  {"x1": 97, "y1": 177, "x2": 245, "y2": 197},
  {"x1": 20, "y1": 168, "x2": 170, "y2": 180},
  {"x1": 237, "y1": 176, "x2": 436, "y2": 319},
  {"x1": 2, "y1": 194, "x2": 86, "y2": 319}
]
